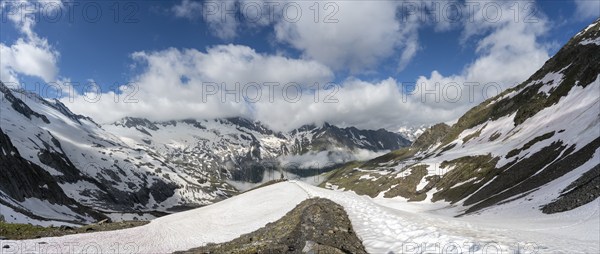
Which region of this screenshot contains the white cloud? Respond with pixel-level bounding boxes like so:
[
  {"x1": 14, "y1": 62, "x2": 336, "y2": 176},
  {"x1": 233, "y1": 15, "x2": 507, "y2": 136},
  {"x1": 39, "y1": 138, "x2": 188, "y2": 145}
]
[
  {"x1": 278, "y1": 148, "x2": 387, "y2": 169},
  {"x1": 398, "y1": 34, "x2": 419, "y2": 72},
  {"x1": 171, "y1": 0, "x2": 422, "y2": 73},
  {"x1": 573, "y1": 0, "x2": 600, "y2": 20},
  {"x1": 1, "y1": 38, "x2": 59, "y2": 83},
  {"x1": 65, "y1": 70, "x2": 461, "y2": 131},
  {"x1": 63, "y1": 43, "x2": 455, "y2": 131},
  {"x1": 273, "y1": 1, "x2": 419, "y2": 73},
  {"x1": 0, "y1": 0, "x2": 61, "y2": 83},
  {"x1": 63, "y1": 44, "x2": 334, "y2": 124}
]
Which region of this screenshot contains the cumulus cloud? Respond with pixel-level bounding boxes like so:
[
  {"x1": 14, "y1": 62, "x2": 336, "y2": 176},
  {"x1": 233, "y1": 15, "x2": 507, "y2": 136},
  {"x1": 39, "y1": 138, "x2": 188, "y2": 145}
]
[
  {"x1": 1, "y1": 38, "x2": 59, "y2": 83},
  {"x1": 171, "y1": 0, "x2": 422, "y2": 73},
  {"x1": 63, "y1": 44, "x2": 451, "y2": 131},
  {"x1": 64, "y1": 68, "x2": 459, "y2": 131},
  {"x1": 0, "y1": 0, "x2": 61, "y2": 83},
  {"x1": 64, "y1": 44, "x2": 334, "y2": 124},
  {"x1": 273, "y1": 1, "x2": 419, "y2": 73}
]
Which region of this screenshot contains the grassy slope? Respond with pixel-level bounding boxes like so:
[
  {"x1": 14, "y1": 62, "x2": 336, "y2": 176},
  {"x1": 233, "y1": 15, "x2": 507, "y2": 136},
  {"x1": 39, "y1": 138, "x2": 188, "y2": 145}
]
[{"x1": 0, "y1": 220, "x2": 147, "y2": 240}]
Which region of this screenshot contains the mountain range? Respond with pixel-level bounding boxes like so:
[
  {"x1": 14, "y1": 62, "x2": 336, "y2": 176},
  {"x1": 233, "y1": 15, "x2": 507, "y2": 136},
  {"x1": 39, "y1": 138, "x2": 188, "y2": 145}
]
[{"x1": 0, "y1": 86, "x2": 409, "y2": 224}]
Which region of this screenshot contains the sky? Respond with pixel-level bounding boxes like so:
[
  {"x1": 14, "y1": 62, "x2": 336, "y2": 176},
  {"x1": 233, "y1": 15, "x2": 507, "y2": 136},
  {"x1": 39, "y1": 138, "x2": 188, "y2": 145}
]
[{"x1": 0, "y1": 0, "x2": 598, "y2": 131}]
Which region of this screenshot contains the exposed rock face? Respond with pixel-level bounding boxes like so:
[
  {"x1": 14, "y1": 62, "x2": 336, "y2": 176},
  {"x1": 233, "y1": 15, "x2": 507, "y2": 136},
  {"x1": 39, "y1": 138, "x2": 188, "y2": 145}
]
[
  {"x1": 176, "y1": 198, "x2": 367, "y2": 254},
  {"x1": 0, "y1": 128, "x2": 60, "y2": 203},
  {"x1": 542, "y1": 164, "x2": 600, "y2": 214},
  {"x1": 0, "y1": 84, "x2": 49, "y2": 124},
  {"x1": 0, "y1": 128, "x2": 106, "y2": 224},
  {"x1": 113, "y1": 117, "x2": 160, "y2": 136}
]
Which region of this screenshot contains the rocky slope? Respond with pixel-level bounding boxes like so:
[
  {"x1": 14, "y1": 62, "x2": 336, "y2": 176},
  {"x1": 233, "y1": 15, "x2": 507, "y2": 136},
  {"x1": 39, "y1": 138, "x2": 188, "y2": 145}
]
[
  {"x1": 321, "y1": 19, "x2": 600, "y2": 216},
  {"x1": 0, "y1": 127, "x2": 106, "y2": 225}
]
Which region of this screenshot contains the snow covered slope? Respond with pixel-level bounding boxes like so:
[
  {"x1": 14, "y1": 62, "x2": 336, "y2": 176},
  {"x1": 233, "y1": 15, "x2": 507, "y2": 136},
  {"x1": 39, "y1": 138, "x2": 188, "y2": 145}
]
[
  {"x1": 321, "y1": 19, "x2": 600, "y2": 216},
  {"x1": 0, "y1": 127, "x2": 104, "y2": 226},
  {"x1": 4, "y1": 181, "x2": 597, "y2": 253}
]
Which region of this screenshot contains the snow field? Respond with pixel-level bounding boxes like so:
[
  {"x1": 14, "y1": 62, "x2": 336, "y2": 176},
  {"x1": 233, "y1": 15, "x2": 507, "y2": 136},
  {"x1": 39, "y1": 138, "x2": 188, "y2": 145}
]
[{"x1": 5, "y1": 181, "x2": 598, "y2": 254}]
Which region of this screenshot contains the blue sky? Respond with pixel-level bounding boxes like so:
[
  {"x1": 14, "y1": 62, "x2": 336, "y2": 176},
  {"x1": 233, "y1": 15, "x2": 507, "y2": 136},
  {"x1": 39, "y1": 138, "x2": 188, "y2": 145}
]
[{"x1": 1, "y1": 0, "x2": 598, "y2": 130}]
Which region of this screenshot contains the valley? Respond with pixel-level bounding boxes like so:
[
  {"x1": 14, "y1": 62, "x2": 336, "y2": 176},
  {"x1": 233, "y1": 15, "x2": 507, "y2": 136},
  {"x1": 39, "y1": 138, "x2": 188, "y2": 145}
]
[{"x1": 0, "y1": 4, "x2": 598, "y2": 254}]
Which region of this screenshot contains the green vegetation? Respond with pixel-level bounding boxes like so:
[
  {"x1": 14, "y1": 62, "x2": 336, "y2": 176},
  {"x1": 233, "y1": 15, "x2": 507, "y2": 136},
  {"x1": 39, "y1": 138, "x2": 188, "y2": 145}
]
[
  {"x1": 312, "y1": 22, "x2": 600, "y2": 217},
  {"x1": 513, "y1": 92, "x2": 549, "y2": 125},
  {"x1": 316, "y1": 22, "x2": 599, "y2": 213},
  {"x1": 320, "y1": 163, "x2": 430, "y2": 201},
  {"x1": 383, "y1": 165, "x2": 429, "y2": 201},
  {"x1": 0, "y1": 220, "x2": 147, "y2": 240},
  {"x1": 462, "y1": 125, "x2": 486, "y2": 144},
  {"x1": 431, "y1": 155, "x2": 499, "y2": 204},
  {"x1": 322, "y1": 154, "x2": 502, "y2": 204},
  {"x1": 464, "y1": 138, "x2": 600, "y2": 214},
  {"x1": 361, "y1": 147, "x2": 416, "y2": 168},
  {"x1": 318, "y1": 161, "x2": 365, "y2": 184},
  {"x1": 412, "y1": 123, "x2": 451, "y2": 151},
  {"x1": 320, "y1": 168, "x2": 389, "y2": 198}
]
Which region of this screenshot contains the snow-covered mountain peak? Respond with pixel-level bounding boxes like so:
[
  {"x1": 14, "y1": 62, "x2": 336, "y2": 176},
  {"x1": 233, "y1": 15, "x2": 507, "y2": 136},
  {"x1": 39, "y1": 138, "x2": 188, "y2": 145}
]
[{"x1": 397, "y1": 125, "x2": 429, "y2": 142}]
